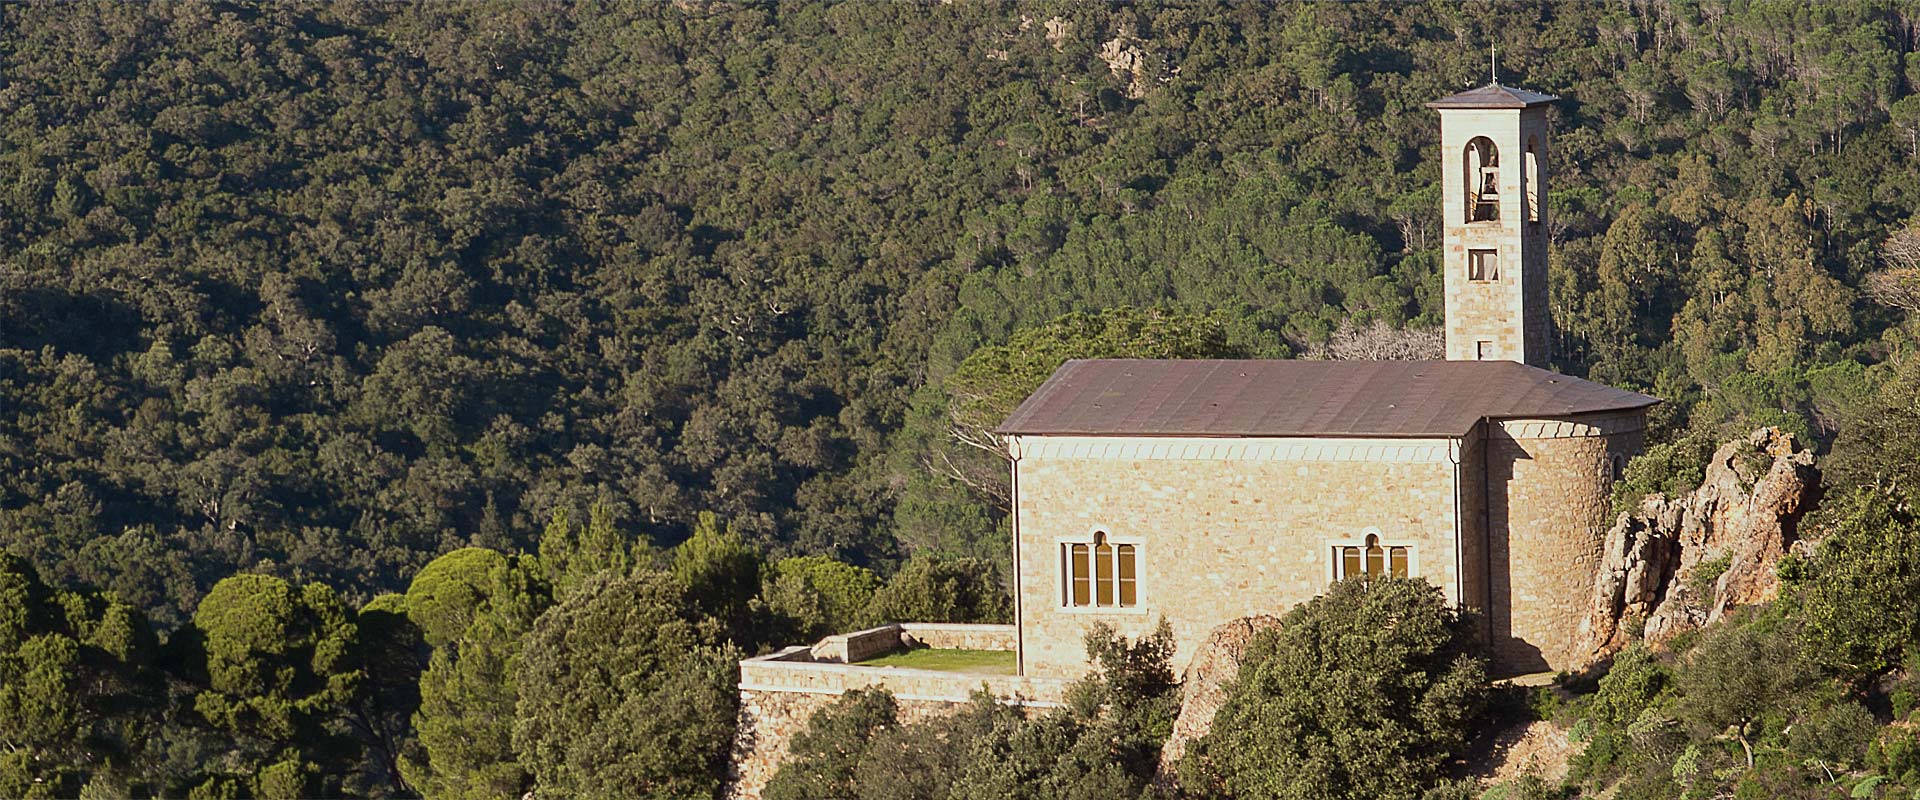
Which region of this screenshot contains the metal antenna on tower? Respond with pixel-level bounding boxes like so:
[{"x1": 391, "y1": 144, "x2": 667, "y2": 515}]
[{"x1": 1491, "y1": 44, "x2": 1499, "y2": 85}]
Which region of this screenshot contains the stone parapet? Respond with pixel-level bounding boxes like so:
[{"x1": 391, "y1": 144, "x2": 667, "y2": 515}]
[
  {"x1": 898, "y1": 622, "x2": 1018, "y2": 651},
  {"x1": 802, "y1": 622, "x2": 1019, "y2": 663},
  {"x1": 808, "y1": 624, "x2": 901, "y2": 663},
  {"x1": 738, "y1": 648, "x2": 1070, "y2": 707}
]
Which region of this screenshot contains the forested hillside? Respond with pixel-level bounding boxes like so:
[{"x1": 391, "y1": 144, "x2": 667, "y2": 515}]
[
  {"x1": 5, "y1": 1, "x2": 1915, "y2": 621},
  {"x1": 4, "y1": 1, "x2": 1920, "y2": 796}
]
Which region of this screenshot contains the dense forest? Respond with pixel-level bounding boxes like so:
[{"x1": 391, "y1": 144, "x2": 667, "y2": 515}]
[{"x1": 4, "y1": 0, "x2": 1920, "y2": 798}]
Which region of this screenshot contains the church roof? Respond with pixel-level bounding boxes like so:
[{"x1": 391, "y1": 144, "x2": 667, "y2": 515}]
[
  {"x1": 996, "y1": 359, "x2": 1657, "y2": 439},
  {"x1": 1426, "y1": 83, "x2": 1560, "y2": 109}
]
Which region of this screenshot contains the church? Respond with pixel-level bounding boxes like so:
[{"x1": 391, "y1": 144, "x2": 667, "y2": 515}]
[{"x1": 996, "y1": 84, "x2": 1659, "y2": 677}]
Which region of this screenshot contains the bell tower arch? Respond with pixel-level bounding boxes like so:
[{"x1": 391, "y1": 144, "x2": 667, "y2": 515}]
[{"x1": 1428, "y1": 84, "x2": 1558, "y2": 367}]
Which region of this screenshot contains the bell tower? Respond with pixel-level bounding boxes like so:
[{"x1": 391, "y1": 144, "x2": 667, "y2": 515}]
[{"x1": 1428, "y1": 83, "x2": 1558, "y2": 367}]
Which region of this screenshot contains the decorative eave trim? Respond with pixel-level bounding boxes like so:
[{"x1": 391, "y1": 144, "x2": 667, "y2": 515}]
[
  {"x1": 1009, "y1": 435, "x2": 1458, "y2": 464},
  {"x1": 1492, "y1": 412, "x2": 1648, "y2": 440}
]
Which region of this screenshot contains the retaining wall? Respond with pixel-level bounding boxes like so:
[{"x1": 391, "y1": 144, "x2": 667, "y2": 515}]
[{"x1": 726, "y1": 623, "x2": 1073, "y2": 800}]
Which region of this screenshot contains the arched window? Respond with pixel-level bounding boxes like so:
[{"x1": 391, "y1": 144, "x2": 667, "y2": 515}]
[
  {"x1": 1062, "y1": 530, "x2": 1138, "y2": 608},
  {"x1": 1524, "y1": 137, "x2": 1541, "y2": 224},
  {"x1": 1333, "y1": 532, "x2": 1411, "y2": 581},
  {"x1": 1465, "y1": 137, "x2": 1500, "y2": 222}
]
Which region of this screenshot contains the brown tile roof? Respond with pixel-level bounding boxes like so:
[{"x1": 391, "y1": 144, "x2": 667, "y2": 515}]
[
  {"x1": 997, "y1": 359, "x2": 1657, "y2": 438},
  {"x1": 1426, "y1": 83, "x2": 1560, "y2": 109}
]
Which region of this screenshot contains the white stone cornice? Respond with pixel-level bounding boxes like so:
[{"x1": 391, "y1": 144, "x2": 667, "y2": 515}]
[
  {"x1": 1015, "y1": 436, "x2": 1458, "y2": 463},
  {"x1": 1493, "y1": 412, "x2": 1647, "y2": 440}
]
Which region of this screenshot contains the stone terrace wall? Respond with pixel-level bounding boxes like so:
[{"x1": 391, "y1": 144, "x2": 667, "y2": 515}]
[
  {"x1": 728, "y1": 636, "x2": 1073, "y2": 800},
  {"x1": 806, "y1": 622, "x2": 1017, "y2": 664},
  {"x1": 738, "y1": 648, "x2": 1070, "y2": 704},
  {"x1": 899, "y1": 622, "x2": 1018, "y2": 651},
  {"x1": 728, "y1": 690, "x2": 987, "y2": 800}
]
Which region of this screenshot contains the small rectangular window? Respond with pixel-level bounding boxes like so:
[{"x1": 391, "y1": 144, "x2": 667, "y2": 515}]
[
  {"x1": 1063, "y1": 535, "x2": 1137, "y2": 609},
  {"x1": 1468, "y1": 249, "x2": 1499, "y2": 281},
  {"x1": 1476, "y1": 340, "x2": 1493, "y2": 360}
]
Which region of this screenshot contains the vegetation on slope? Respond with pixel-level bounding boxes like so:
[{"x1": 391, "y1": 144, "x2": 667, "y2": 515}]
[{"x1": 2, "y1": 1, "x2": 1920, "y2": 797}]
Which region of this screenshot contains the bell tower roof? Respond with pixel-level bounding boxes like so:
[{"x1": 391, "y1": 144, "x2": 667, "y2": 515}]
[{"x1": 1426, "y1": 83, "x2": 1559, "y2": 109}]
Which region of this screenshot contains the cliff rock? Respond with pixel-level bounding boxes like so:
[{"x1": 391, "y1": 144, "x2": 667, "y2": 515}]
[
  {"x1": 1155, "y1": 615, "x2": 1283, "y2": 776},
  {"x1": 1572, "y1": 427, "x2": 1819, "y2": 670}
]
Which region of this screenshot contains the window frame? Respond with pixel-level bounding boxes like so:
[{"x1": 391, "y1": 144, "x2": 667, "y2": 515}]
[
  {"x1": 1056, "y1": 528, "x2": 1146, "y2": 614},
  {"x1": 1326, "y1": 528, "x2": 1420, "y2": 583},
  {"x1": 1467, "y1": 248, "x2": 1501, "y2": 282}
]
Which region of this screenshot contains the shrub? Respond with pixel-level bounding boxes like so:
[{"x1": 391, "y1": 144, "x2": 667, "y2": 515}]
[
  {"x1": 1798, "y1": 489, "x2": 1920, "y2": 675},
  {"x1": 861, "y1": 557, "x2": 1011, "y2": 626},
  {"x1": 1180, "y1": 577, "x2": 1488, "y2": 800},
  {"x1": 1611, "y1": 433, "x2": 1715, "y2": 516},
  {"x1": 763, "y1": 688, "x2": 899, "y2": 800},
  {"x1": 763, "y1": 556, "x2": 880, "y2": 640}
]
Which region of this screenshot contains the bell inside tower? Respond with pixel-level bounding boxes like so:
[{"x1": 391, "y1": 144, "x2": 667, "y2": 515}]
[{"x1": 1465, "y1": 136, "x2": 1500, "y2": 222}]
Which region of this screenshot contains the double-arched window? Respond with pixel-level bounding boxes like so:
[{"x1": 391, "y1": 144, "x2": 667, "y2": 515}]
[
  {"x1": 1062, "y1": 530, "x2": 1137, "y2": 608},
  {"x1": 1332, "y1": 532, "x2": 1411, "y2": 581}
]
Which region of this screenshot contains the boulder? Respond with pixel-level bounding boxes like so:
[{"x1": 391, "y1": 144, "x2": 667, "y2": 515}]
[
  {"x1": 1572, "y1": 427, "x2": 1819, "y2": 670},
  {"x1": 1154, "y1": 615, "x2": 1283, "y2": 777}
]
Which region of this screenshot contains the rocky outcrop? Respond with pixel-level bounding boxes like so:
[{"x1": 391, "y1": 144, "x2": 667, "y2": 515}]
[
  {"x1": 1572, "y1": 427, "x2": 1820, "y2": 670},
  {"x1": 1097, "y1": 27, "x2": 1158, "y2": 100},
  {"x1": 1155, "y1": 615, "x2": 1283, "y2": 775}
]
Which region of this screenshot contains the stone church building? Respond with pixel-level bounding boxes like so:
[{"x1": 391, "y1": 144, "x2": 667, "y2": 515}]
[{"x1": 997, "y1": 84, "x2": 1658, "y2": 677}]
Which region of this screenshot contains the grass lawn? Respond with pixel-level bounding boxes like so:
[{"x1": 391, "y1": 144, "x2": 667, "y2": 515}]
[{"x1": 854, "y1": 648, "x2": 1017, "y2": 674}]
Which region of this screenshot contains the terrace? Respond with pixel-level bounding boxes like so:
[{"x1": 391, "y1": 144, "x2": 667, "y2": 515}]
[{"x1": 737, "y1": 622, "x2": 1070, "y2": 707}]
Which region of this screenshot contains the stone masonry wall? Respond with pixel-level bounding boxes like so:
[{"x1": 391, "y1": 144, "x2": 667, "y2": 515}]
[
  {"x1": 729, "y1": 632, "x2": 1072, "y2": 800},
  {"x1": 1484, "y1": 416, "x2": 1645, "y2": 672},
  {"x1": 899, "y1": 622, "x2": 1019, "y2": 651},
  {"x1": 728, "y1": 690, "x2": 976, "y2": 800},
  {"x1": 1440, "y1": 105, "x2": 1552, "y2": 367},
  {"x1": 1012, "y1": 435, "x2": 1465, "y2": 678}
]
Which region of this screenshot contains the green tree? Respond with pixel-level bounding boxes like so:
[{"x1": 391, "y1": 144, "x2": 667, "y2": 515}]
[
  {"x1": 401, "y1": 550, "x2": 551, "y2": 800},
  {"x1": 1797, "y1": 489, "x2": 1920, "y2": 675},
  {"x1": 512, "y1": 570, "x2": 740, "y2": 799},
  {"x1": 538, "y1": 503, "x2": 638, "y2": 598},
  {"x1": 186, "y1": 574, "x2": 363, "y2": 798},
  {"x1": 0, "y1": 554, "x2": 161, "y2": 797},
  {"x1": 763, "y1": 688, "x2": 900, "y2": 800},
  {"x1": 349, "y1": 594, "x2": 424, "y2": 798},
  {"x1": 862, "y1": 557, "x2": 1012, "y2": 626},
  {"x1": 1673, "y1": 616, "x2": 1822, "y2": 769},
  {"x1": 672, "y1": 511, "x2": 767, "y2": 644},
  {"x1": 763, "y1": 555, "x2": 881, "y2": 641},
  {"x1": 1180, "y1": 577, "x2": 1488, "y2": 800}
]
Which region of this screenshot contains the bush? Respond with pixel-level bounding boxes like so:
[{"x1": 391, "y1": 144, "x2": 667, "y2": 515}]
[
  {"x1": 1798, "y1": 489, "x2": 1920, "y2": 675},
  {"x1": 765, "y1": 624, "x2": 1180, "y2": 800},
  {"x1": 1611, "y1": 433, "x2": 1715, "y2": 516},
  {"x1": 1180, "y1": 577, "x2": 1488, "y2": 800},
  {"x1": 861, "y1": 557, "x2": 1011, "y2": 626},
  {"x1": 763, "y1": 556, "x2": 880, "y2": 641},
  {"x1": 763, "y1": 688, "x2": 900, "y2": 800}
]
